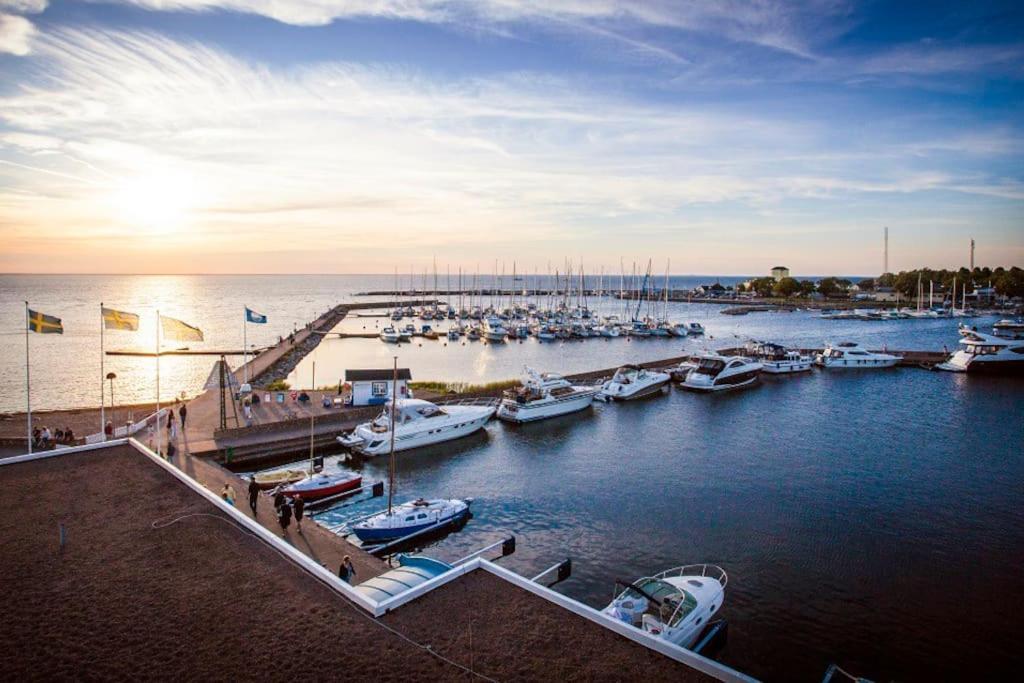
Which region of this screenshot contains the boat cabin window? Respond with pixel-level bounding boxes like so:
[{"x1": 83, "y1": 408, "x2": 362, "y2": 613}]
[{"x1": 696, "y1": 359, "x2": 725, "y2": 375}]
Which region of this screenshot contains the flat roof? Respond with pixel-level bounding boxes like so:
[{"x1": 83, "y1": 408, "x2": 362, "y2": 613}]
[
  {"x1": 346, "y1": 368, "x2": 412, "y2": 381},
  {"x1": 0, "y1": 443, "x2": 730, "y2": 681}
]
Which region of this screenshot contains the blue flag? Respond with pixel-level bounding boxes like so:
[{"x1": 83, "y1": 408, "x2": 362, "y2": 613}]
[{"x1": 245, "y1": 307, "x2": 267, "y2": 324}]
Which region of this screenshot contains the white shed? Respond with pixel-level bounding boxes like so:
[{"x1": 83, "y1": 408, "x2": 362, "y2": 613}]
[{"x1": 344, "y1": 368, "x2": 413, "y2": 406}]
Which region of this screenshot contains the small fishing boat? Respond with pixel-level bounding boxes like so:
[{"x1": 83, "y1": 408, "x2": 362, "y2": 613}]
[
  {"x1": 252, "y1": 467, "x2": 307, "y2": 490},
  {"x1": 597, "y1": 365, "x2": 670, "y2": 401},
  {"x1": 283, "y1": 470, "x2": 362, "y2": 500},
  {"x1": 350, "y1": 498, "x2": 472, "y2": 543},
  {"x1": 497, "y1": 367, "x2": 598, "y2": 423},
  {"x1": 682, "y1": 353, "x2": 762, "y2": 392},
  {"x1": 603, "y1": 564, "x2": 727, "y2": 649}
]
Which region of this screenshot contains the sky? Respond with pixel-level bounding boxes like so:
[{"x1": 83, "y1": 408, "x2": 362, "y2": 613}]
[{"x1": 0, "y1": 0, "x2": 1022, "y2": 276}]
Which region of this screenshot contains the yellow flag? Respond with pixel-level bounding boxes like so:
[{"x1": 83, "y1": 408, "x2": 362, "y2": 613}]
[
  {"x1": 160, "y1": 315, "x2": 203, "y2": 342},
  {"x1": 103, "y1": 307, "x2": 139, "y2": 331},
  {"x1": 27, "y1": 309, "x2": 63, "y2": 334}
]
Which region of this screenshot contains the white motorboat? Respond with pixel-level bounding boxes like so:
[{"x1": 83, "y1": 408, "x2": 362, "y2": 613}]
[
  {"x1": 603, "y1": 564, "x2": 727, "y2": 649},
  {"x1": 669, "y1": 356, "x2": 701, "y2": 383},
  {"x1": 682, "y1": 354, "x2": 762, "y2": 392},
  {"x1": 497, "y1": 367, "x2": 598, "y2": 423},
  {"x1": 595, "y1": 324, "x2": 621, "y2": 338},
  {"x1": 399, "y1": 324, "x2": 415, "y2": 342},
  {"x1": 338, "y1": 398, "x2": 495, "y2": 456},
  {"x1": 993, "y1": 319, "x2": 1024, "y2": 340},
  {"x1": 746, "y1": 341, "x2": 813, "y2": 374},
  {"x1": 597, "y1": 364, "x2": 670, "y2": 401},
  {"x1": 668, "y1": 323, "x2": 689, "y2": 337},
  {"x1": 936, "y1": 330, "x2": 1024, "y2": 374},
  {"x1": 350, "y1": 497, "x2": 472, "y2": 543},
  {"x1": 379, "y1": 327, "x2": 400, "y2": 343},
  {"x1": 686, "y1": 322, "x2": 705, "y2": 335},
  {"x1": 815, "y1": 343, "x2": 901, "y2": 368},
  {"x1": 447, "y1": 327, "x2": 461, "y2": 341},
  {"x1": 484, "y1": 317, "x2": 508, "y2": 342}
]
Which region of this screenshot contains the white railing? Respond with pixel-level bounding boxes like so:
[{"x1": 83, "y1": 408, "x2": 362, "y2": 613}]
[
  {"x1": 84, "y1": 408, "x2": 169, "y2": 444},
  {"x1": 654, "y1": 564, "x2": 728, "y2": 589}
]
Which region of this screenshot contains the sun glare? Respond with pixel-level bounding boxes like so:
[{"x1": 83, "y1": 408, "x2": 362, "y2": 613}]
[{"x1": 108, "y1": 171, "x2": 196, "y2": 234}]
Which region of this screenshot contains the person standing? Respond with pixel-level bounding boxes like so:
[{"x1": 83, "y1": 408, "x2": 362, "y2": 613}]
[
  {"x1": 293, "y1": 496, "x2": 305, "y2": 533},
  {"x1": 221, "y1": 483, "x2": 236, "y2": 506},
  {"x1": 178, "y1": 402, "x2": 187, "y2": 429},
  {"x1": 338, "y1": 555, "x2": 355, "y2": 583},
  {"x1": 104, "y1": 421, "x2": 113, "y2": 440},
  {"x1": 247, "y1": 478, "x2": 260, "y2": 515},
  {"x1": 166, "y1": 409, "x2": 176, "y2": 440},
  {"x1": 278, "y1": 501, "x2": 292, "y2": 535},
  {"x1": 273, "y1": 490, "x2": 286, "y2": 513}
]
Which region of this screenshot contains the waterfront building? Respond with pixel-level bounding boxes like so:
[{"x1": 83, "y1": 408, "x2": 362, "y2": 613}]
[
  {"x1": 344, "y1": 368, "x2": 413, "y2": 406},
  {"x1": 771, "y1": 266, "x2": 790, "y2": 281}
]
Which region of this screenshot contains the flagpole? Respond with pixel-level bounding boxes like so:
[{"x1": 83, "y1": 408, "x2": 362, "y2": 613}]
[
  {"x1": 100, "y1": 303, "x2": 106, "y2": 438},
  {"x1": 155, "y1": 309, "x2": 161, "y2": 457},
  {"x1": 25, "y1": 302, "x2": 31, "y2": 455},
  {"x1": 243, "y1": 306, "x2": 248, "y2": 386}
]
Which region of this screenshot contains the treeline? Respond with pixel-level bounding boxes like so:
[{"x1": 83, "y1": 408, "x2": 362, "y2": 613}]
[{"x1": 741, "y1": 266, "x2": 1023, "y2": 299}]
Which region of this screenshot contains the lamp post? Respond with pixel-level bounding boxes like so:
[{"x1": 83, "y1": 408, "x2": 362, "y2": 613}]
[{"x1": 106, "y1": 372, "x2": 116, "y2": 438}]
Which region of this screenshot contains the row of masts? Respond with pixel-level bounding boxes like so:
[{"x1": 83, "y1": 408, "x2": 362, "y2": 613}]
[{"x1": 388, "y1": 258, "x2": 676, "y2": 323}]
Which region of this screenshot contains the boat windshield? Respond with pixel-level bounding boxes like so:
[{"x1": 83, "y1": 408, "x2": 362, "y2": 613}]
[
  {"x1": 695, "y1": 359, "x2": 725, "y2": 375},
  {"x1": 621, "y1": 579, "x2": 699, "y2": 627}
]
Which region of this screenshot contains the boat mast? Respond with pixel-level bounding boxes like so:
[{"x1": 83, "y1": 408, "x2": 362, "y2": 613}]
[
  {"x1": 309, "y1": 360, "x2": 316, "y2": 474},
  {"x1": 387, "y1": 356, "x2": 397, "y2": 516}
]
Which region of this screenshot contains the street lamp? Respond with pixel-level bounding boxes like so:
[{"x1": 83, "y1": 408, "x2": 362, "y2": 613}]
[{"x1": 106, "y1": 372, "x2": 116, "y2": 438}]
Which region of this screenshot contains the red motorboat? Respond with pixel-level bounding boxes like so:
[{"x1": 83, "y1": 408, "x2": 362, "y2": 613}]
[{"x1": 283, "y1": 470, "x2": 362, "y2": 500}]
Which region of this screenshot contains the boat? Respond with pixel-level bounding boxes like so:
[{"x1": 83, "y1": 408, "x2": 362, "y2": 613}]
[
  {"x1": 993, "y1": 319, "x2": 1024, "y2": 340},
  {"x1": 595, "y1": 324, "x2": 621, "y2": 338},
  {"x1": 681, "y1": 353, "x2": 762, "y2": 392},
  {"x1": 379, "y1": 326, "x2": 400, "y2": 343},
  {"x1": 283, "y1": 470, "x2": 363, "y2": 500},
  {"x1": 815, "y1": 343, "x2": 901, "y2": 368},
  {"x1": 421, "y1": 324, "x2": 438, "y2": 340},
  {"x1": 399, "y1": 324, "x2": 415, "y2": 341},
  {"x1": 466, "y1": 326, "x2": 481, "y2": 341},
  {"x1": 669, "y1": 356, "x2": 701, "y2": 383},
  {"x1": 746, "y1": 341, "x2": 813, "y2": 374},
  {"x1": 603, "y1": 564, "x2": 727, "y2": 649},
  {"x1": 686, "y1": 322, "x2": 705, "y2": 335},
  {"x1": 936, "y1": 330, "x2": 1024, "y2": 373},
  {"x1": 497, "y1": 367, "x2": 598, "y2": 423},
  {"x1": 338, "y1": 398, "x2": 495, "y2": 456},
  {"x1": 668, "y1": 323, "x2": 689, "y2": 337},
  {"x1": 350, "y1": 498, "x2": 472, "y2": 544},
  {"x1": 483, "y1": 317, "x2": 507, "y2": 342},
  {"x1": 252, "y1": 467, "x2": 306, "y2": 490},
  {"x1": 447, "y1": 327, "x2": 461, "y2": 341},
  {"x1": 597, "y1": 364, "x2": 671, "y2": 401}
]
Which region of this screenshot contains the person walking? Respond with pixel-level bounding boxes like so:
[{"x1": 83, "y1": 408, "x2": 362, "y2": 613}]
[
  {"x1": 293, "y1": 496, "x2": 305, "y2": 533},
  {"x1": 247, "y1": 478, "x2": 260, "y2": 515},
  {"x1": 338, "y1": 555, "x2": 356, "y2": 583},
  {"x1": 166, "y1": 409, "x2": 176, "y2": 440},
  {"x1": 221, "y1": 483, "x2": 236, "y2": 506},
  {"x1": 104, "y1": 421, "x2": 113, "y2": 440},
  {"x1": 273, "y1": 490, "x2": 286, "y2": 513},
  {"x1": 178, "y1": 402, "x2": 187, "y2": 429},
  {"x1": 278, "y1": 501, "x2": 292, "y2": 535}
]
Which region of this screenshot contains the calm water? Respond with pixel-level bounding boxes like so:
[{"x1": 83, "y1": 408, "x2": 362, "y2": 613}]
[
  {"x1": 309, "y1": 369, "x2": 1024, "y2": 681},
  {"x1": 5, "y1": 275, "x2": 1023, "y2": 679}
]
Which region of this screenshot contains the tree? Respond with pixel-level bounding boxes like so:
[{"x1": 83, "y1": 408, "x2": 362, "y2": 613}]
[
  {"x1": 773, "y1": 277, "x2": 801, "y2": 297},
  {"x1": 877, "y1": 273, "x2": 896, "y2": 287},
  {"x1": 749, "y1": 277, "x2": 776, "y2": 297},
  {"x1": 857, "y1": 278, "x2": 875, "y2": 291},
  {"x1": 817, "y1": 277, "x2": 840, "y2": 297},
  {"x1": 994, "y1": 267, "x2": 1024, "y2": 298}
]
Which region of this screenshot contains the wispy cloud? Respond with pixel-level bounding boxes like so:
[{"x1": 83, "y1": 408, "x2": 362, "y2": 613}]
[{"x1": 0, "y1": 25, "x2": 1020, "y2": 274}]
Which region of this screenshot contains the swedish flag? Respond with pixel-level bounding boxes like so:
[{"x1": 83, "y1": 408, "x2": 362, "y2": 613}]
[
  {"x1": 103, "y1": 307, "x2": 140, "y2": 331},
  {"x1": 28, "y1": 309, "x2": 63, "y2": 334}
]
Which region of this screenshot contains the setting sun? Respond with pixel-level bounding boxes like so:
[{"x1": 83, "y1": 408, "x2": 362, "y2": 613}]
[{"x1": 108, "y1": 171, "x2": 196, "y2": 234}]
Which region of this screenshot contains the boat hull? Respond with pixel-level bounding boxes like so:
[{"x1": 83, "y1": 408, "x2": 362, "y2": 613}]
[
  {"x1": 683, "y1": 371, "x2": 760, "y2": 392},
  {"x1": 284, "y1": 474, "x2": 362, "y2": 500},
  {"x1": 602, "y1": 379, "x2": 669, "y2": 401},
  {"x1": 352, "y1": 504, "x2": 471, "y2": 543},
  {"x1": 346, "y1": 407, "x2": 495, "y2": 456},
  {"x1": 761, "y1": 360, "x2": 813, "y2": 374},
  {"x1": 497, "y1": 391, "x2": 596, "y2": 423}
]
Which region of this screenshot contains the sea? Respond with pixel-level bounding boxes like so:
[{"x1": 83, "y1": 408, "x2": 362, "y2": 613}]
[{"x1": 3, "y1": 273, "x2": 1023, "y2": 681}]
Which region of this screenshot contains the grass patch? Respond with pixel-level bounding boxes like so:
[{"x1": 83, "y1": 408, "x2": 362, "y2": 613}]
[
  {"x1": 410, "y1": 379, "x2": 519, "y2": 395},
  {"x1": 264, "y1": 379, "x2": 290, "y2": 391}
]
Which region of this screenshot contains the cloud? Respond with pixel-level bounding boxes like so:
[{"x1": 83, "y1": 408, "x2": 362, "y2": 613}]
[
  {"x1": 0, "y1": 12, "x2": 36, "y2": 55},
  {"x1": 0, "y1": 26, "x2": 1020, "y2": 274},
  {"x1": 0, "y1": 0, "x2": 47, "y2": 13}
]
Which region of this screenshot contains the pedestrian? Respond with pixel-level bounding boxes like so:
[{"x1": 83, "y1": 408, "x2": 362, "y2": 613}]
[
  {"x1": 178, "y1": 402, "x2": 187, "y2": 429},
  {"x1": 338, "y1": 555, "x2": 355, "y2": 583},
  {"x1": 166, "y1": 441, "x2": 177, "y2": 458},
  {"x1": 293, "y1": 496, "x2": 305, "y2": 533},
  {"x1": 55, "y1": 427, "x2": 64, "y2": 442},
  {"x1": 248, "y1": 478, "x2": 259, "y2": 515},
  {"x1": 32, "y1": 428, "x2": 41, "y2": 448},
  {"x1": 41, "y1": 426, "x2": 51, "y2": 448},
  {"x1": 104, "y1": 421, "x2": 113, "y2": 440},
  {"x1": 221, "y1": 483, "x2": 236, "y2": 506},
  {"x1": 166, "y1": 409, "x2": 176, "y2": 440},
  {"x1": 278, "y1": 501, "x2": 292, "y2": 535},
  {"x1": 273, "y1": 490, "x2": 286, "y2": 513},
  {"x1": 63, "y1": 427, "x2": 75, "y2": 443}
]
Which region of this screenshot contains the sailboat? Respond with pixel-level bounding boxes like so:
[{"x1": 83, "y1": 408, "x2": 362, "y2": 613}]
[
  {"x1": 284, "y1": 380, "x2": 362, "y2": 500},
  {"x1": 349, "y1": 358, "x2": 472, "y2": 544}
]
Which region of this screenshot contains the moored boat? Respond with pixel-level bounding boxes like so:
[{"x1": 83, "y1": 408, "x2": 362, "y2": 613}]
[
  {"x1": 746, "y1": 341, "x2": 813, "y2": 374},
  {"x1": 598, "y1": 364, "x2": 670, "y2": 401},
  {"x1": 815, "y1": 343, "x2": 901, "y2": 368},
  {"x1": 682, "y1": 353, "x2": 762, "y2": 392},
  {"x1": 252, "y1": 467, "x2": 307, "y2": 490},
  {"x1": 338, "y1": 398, "x2": 495, "y2": 456},
  {"x1": 497, "y1": 367, "x2": 598, "y2": 423},
  {"x1": 936, "y1": 330, "x2": 1024, "y2": 374},
  {"x1": 603, "y1": 564, "x2": 727, "y2": 649},
  {"x1": 283, "y1": 470, "x2": 363, "y2": 500},
  {"x1": 350, "y1": 497, "x2": 472, "y2": 543}
]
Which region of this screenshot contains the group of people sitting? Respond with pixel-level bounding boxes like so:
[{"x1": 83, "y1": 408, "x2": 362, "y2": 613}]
[{"x1": 32, "y1": 425, "x2": 75, "y2": 449}]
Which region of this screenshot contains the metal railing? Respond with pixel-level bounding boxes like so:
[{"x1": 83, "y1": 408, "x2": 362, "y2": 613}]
[{"x1": 653, "y1": 564, "x2": 728, "y2": 589}]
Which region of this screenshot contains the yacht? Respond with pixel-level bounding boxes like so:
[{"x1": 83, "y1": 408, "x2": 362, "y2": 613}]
[
  {"x1": 337, "y1": 398, "x2": 495, "y2": 456},
  {"x1": 603, "y1": 564, "x2": 727, "y2": 649},
  {"x1": 993, "y1": 319, "x2": 1024, "y2": 340},
  {"x1": 497, "y1": 368, "x2": 598, "y2": 423},
  {"x1": 682, "y1": 354, "x2": 762, "y2": 392},
  {"x1": 815, "y1": 343, "x2": 901, "y2": 368},
  {"x1": 350, "y1": 498, "x2": 472, "y2": 544},
  {"x1": 379, "y1": 327, "x2": 400, "y2": 344},
  {"x1": 669, "y1": 355, "x2": 701, "y2": 383},
  {"x1": 597, "y1": 365, "x2": 670, "y2": 401},
  {"x1": 483, "y1": 317, "x2": 508, "y2": 342},
  {"x1": 746, "y1": 341, "x2": 813, "y2": 374},
  {"x1": 936, "y1": 331, "x2": 1024, "y2": 374}
]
